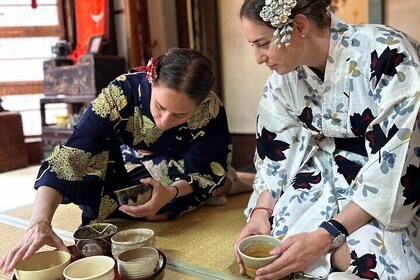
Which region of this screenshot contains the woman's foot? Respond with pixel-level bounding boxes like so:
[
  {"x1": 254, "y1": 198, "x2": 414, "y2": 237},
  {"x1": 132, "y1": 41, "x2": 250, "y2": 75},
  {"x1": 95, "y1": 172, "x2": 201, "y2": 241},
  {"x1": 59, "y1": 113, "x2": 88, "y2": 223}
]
[
  {"x1": 227, "y1": 167, "x2": 254, "y2": 195},
  {"x1": 205, "y1": 166, "x2": 254, "y2": 206}
]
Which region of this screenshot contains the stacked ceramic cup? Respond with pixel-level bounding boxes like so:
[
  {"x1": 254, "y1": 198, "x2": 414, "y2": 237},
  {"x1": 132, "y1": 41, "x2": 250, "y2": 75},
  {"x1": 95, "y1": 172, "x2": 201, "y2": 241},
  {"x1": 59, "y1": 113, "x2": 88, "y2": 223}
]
[
  {"x1": 116, "y1": 247, "x2": 160, "y2": 279},
  {"x1": 111, "y1": 228, "x2": 156, "y2": 260}
]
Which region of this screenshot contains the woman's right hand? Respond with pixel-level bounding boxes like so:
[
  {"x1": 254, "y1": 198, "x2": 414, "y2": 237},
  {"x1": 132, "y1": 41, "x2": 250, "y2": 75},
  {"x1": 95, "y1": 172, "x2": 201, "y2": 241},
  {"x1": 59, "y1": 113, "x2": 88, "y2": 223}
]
[
  {"x1": 0, "y1": 186, "x2": 68, "y2": 274},
  {"x1": 0, "y1": 222, "x2": 69, "y2": 274},
  {"x1": 119, "y1": 177, "x2": 175, "y2": 218},
  {"x1": 233, "y1": 209, "x2": 272, "y2": 276}
]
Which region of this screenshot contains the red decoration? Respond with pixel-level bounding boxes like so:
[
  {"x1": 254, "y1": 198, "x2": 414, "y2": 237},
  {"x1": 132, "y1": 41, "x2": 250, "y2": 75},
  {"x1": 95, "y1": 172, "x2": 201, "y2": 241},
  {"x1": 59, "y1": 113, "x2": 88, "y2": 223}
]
[
  {"x1": 31, "y1": 0, "x2": 37, "y2": 9},
  {"x1": 69, "y1": 0, "x2": 107, "y2": 61},
  {"x1": 145, "y1": 58, "x2": 157, "y2": 83}
]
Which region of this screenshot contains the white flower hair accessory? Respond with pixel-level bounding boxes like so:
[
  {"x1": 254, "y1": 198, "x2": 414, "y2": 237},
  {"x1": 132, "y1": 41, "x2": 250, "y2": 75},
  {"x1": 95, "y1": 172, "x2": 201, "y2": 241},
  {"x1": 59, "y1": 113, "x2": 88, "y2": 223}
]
[{"x1": 260, "y1": 0, "x2": 297, "y2": 48}]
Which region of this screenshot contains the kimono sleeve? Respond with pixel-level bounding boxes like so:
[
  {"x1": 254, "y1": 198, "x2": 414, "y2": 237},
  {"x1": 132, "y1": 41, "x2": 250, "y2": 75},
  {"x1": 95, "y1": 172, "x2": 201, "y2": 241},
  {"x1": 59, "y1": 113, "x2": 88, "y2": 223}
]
[
  {"x1": 179, "y1": 93, "x2": 232, "y2": 203},
  {"x1": 34, "y1": 74, "x2": 135, "y2": 205},
  {"x1": 350, "y1": 38, "x2": 420, "y2": 229},
  {"x1": 245, "y1": 72, "x2": 319, "y2": 216}
]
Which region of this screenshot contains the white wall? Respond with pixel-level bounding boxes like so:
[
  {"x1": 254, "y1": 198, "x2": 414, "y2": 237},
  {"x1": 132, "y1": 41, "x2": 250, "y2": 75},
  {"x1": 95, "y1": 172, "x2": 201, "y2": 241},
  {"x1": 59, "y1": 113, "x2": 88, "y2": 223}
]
[
  {"x1": 10, "y1": 0, "x2": 416, "y2": 137},
  {"x1": 218, "y1": 0, "x2": 270, "y2": 134},
  {"x1": 113, "y1": 0, "x2": 127, "y2": 59},
  {"x1": 116, "y1": 0, "x2": 267, "y2": 134},
  {"x1": 147, "y1": 0, "x2": 178, "y2": 57},
  {"x1": 385, "y1": 0, "x2": 420, "y2": 41},
  {"x1": 113, "y1": 0, "x2": 179, "y2": 61}
]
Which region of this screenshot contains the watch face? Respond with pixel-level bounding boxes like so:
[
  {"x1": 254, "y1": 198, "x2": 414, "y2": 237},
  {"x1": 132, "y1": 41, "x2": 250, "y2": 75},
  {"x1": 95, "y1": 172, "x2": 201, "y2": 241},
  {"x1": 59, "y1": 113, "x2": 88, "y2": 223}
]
[{"x1": 332, "y1": 233, "x2": 346, "y2": 248}]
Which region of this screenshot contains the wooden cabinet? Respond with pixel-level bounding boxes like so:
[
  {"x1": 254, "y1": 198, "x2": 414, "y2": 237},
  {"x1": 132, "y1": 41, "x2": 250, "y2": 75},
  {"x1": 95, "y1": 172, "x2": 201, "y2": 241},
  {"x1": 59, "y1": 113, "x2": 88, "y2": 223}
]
[
  {"x1": 40, "y1": 95, "x2": 94, "y2": 159},
  {"x1": 40, "y1": 54, "x2": 126, "y2": 159},
  {"x1": 0, "y1": 112, "x2": 28, "y2": 171},
  {"x1": 43, "y1": 55, "x2": 126, "y2": 96}
]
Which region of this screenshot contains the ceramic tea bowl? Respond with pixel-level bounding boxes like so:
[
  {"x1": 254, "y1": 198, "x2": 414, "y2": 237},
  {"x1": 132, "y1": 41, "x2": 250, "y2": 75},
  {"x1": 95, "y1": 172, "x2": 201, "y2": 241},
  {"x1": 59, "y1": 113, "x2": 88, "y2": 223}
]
[
  {"x1": 116, "y1": 247, "x2": 159, "y2": 279},
  {"x1": 63, "y1": 255, "x2": 115, "y2": 280},
  {"x1": 14, "y1": 250, "x2": 71, "y2": 280},
  {"x1": 111, "y1": 228, "x2": 156, "y2": 260},
  {"x1": 114, "y1": 183, "x2": 152, "y2": 206},
  {"x1": 237, "y1": 235, "x2": 281, "y2": 278},
  {"x1": 73, "y1": 223, "x2": 118, "y2": 257}
]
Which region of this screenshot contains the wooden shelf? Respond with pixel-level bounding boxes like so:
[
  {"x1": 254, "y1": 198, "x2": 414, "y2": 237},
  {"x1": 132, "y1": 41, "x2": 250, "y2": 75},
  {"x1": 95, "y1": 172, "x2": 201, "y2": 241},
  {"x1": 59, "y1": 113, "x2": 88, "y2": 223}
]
[
  {"x1": 40, "y1": 95, "x2": 94, "y2": 159},
  {"x1": 41, "y1": 95, "x2": 95, "y2": 104},
  {"x1": 42, "y1": 125, "x2": 74, "y2": 134}
]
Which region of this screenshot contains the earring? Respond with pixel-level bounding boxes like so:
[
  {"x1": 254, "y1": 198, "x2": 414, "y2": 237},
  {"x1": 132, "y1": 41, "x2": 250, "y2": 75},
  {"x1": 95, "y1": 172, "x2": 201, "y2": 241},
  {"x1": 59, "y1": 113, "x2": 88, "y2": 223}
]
[{"x1": 301, "y1": 34, "x2": 306, "y2": 38}]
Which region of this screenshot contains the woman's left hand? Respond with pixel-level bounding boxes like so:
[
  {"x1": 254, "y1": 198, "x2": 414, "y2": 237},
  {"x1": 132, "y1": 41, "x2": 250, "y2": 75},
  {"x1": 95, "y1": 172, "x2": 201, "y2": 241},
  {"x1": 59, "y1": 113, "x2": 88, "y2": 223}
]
[
  {"x1": 254, "y1": 229, "x2": 332, "y2": 280},
  {"x1": 118, "y1": 177, "x2": 173, "y2": 218},
  {"x1": 234, "y1": 209, "x2": 272, "y2": 275}
]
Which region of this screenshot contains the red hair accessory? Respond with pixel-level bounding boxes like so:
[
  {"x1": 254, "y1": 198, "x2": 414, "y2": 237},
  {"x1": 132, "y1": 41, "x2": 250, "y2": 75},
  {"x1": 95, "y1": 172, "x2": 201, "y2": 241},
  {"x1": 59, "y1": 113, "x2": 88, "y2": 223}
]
[{"x1": 146, "y1": 57, "x2": 157, "y2": 83}]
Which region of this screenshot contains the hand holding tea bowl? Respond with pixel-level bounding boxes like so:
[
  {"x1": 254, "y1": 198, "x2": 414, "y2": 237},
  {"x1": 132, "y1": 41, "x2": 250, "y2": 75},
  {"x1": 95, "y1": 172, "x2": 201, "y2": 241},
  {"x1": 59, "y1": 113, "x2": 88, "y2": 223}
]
[
  {"x1": 237, "y1": 235, "x2": 281, "y2": 278},
  {"x1": 73, "y1": 223, "x2": 118, "y2": 257},
  {"x1": 114, "y1": 183, "x2": 152, "y2": 206}
]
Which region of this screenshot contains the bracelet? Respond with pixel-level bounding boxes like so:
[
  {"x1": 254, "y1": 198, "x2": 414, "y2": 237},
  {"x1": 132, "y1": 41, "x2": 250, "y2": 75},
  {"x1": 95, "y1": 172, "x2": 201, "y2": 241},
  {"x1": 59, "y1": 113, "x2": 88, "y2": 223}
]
[
  {"x1": 26, "y1": 219, "x2": 51, "y2": 232},
  {"x1": 171, "y1": 185, "x2": 179, "y2": 200},
  {"x1": 329, "y1": 219, "x2": 349, "y2": 237},
  {"x1": 250, "y1": 207, "x2": 273, "y2": 219}
]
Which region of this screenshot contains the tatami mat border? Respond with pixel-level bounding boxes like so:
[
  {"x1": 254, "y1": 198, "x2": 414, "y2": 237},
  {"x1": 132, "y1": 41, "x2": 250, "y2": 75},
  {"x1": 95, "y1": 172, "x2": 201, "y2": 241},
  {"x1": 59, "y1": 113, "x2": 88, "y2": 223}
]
[
  {"x1": 0, "y1": 214, "x2": 74, "y2": 243},
  {"x1": 0, "y1": 203, "x2": 34, "y2": 215},
  {"x1": 167, "y1": 259, "x2": 244, "y2": 280}
]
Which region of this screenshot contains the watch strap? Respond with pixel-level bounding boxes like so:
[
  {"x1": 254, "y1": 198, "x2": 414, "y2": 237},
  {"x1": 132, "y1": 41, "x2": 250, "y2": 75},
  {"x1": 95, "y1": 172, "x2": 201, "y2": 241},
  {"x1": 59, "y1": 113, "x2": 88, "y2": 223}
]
[
  {"x1": 329, "y1": 219, "x2": 349, "y2": 237},
  {"x1": 320, "y1": 221, "x2": 341, "y2": 238},
  {"x1": 320, "y1": 221, "x2": 347, "y2": 249}
]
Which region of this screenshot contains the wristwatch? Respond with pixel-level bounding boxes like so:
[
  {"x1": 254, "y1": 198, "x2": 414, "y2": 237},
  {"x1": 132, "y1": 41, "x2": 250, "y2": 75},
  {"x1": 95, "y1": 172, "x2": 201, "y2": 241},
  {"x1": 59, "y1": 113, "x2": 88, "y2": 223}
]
[{"x1": 319, "y1": 221, "x2": 346, "y2": 250}]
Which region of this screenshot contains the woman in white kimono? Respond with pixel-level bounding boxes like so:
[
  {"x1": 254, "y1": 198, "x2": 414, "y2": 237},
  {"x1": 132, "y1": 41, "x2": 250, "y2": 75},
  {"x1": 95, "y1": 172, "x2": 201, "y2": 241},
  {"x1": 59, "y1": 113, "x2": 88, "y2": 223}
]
[{"x1": 234, "y1": 0, "x2": 420, "y2": 279}]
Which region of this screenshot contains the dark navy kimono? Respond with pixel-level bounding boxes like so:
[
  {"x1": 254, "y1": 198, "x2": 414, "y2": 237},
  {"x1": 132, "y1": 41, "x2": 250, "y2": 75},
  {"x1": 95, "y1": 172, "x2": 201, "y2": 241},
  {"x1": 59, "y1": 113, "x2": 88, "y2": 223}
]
[{"x1": 35, "y1": 71, "x2": 232, "y2": 225}]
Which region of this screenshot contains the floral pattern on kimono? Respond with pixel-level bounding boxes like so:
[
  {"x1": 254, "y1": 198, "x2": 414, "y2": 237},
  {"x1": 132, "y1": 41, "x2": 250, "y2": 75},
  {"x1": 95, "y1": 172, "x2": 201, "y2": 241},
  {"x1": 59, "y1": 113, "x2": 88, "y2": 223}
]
[
  {"x1": 245, "y1": 13, "x2": 420, "y2": 279},
  {"x1": 35, "y1": 71, "x2": 232, "y2": 224}
]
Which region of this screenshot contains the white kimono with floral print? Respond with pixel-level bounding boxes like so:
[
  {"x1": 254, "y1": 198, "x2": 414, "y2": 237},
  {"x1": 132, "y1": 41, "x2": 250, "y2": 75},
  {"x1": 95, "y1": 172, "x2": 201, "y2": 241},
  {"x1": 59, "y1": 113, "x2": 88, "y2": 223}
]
[{"x1": 245, "y1": 14, "x2": 420, "y2": 279}]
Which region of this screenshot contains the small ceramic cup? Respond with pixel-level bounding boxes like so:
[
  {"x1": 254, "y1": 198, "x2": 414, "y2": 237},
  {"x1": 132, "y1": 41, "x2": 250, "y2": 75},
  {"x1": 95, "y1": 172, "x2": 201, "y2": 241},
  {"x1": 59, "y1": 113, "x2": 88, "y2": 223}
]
[
  {"x1": 117, "y1": 247, "x2": 159, "y2": 279},
  {"x1": 14, "y1": 250, "x2": 71, "y2": 280},
  {"x1": 237, "y1": 235, "x2": 281, "y2": 278},
  {"x1": 111, "y1": 228, "x2": 156, "y2": 260},
  {"x1": 63, "y1": 255, "x2": 115, "y2": 280},
  {"x1": 114, "y1": 183, "x2": 152, "y2": 206},
  {"x1": 73, "y1": 223, "x2": 118, "y2": 257}
]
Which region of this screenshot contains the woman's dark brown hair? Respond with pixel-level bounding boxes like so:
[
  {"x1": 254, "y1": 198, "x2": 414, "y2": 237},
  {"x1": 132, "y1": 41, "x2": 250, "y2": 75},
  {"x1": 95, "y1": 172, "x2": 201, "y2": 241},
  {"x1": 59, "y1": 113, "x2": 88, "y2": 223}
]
[
  {"x1": 240, "y1": 0, "x2": 332, "y2": 29},
  {"x1": 154, "y1": 47, "x2": 215, "y2": 105}
]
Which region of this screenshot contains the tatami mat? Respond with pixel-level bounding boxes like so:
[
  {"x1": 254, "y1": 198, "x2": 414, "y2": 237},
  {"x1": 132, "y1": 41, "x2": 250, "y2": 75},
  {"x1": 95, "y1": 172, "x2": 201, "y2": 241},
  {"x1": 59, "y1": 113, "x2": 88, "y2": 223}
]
[
  {"x1": 0, "y1": 224, "x2": 28, "y2": 280},
  {"x1": 4, "y1": 194, "x2": 416, "y2": 279},
  {"x1": 6, "y1": 203, "x2": 82, "y2": 233},
  {"x1": 0, "y1": 223, "x2": 198, "y2": 280},
  {"x1": 1, "y1": 168, "x2": 418, "y2": 279},
  {"x1": 0, "y1": 225, "x2": 197, "y2": 280},
  {"x1": 158, "y1": 269, "x2": 199, "y2": 280},
  {"x1": 1, "y1": 192, "x2": 251, "y2": 279},
  {"x1": 111, "y1": 193, "x2": 250, "y2": 279},
  {"x1": 0, "y1": 223, "x2": 74, "y2": 280}
]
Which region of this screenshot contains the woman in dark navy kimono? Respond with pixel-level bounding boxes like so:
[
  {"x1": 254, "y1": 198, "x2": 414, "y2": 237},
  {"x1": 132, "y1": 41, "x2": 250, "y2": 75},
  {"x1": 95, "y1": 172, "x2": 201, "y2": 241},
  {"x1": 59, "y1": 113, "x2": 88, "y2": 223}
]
[{"x1": 1, "y1": 48, "x2": 237, "y2": 272}]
